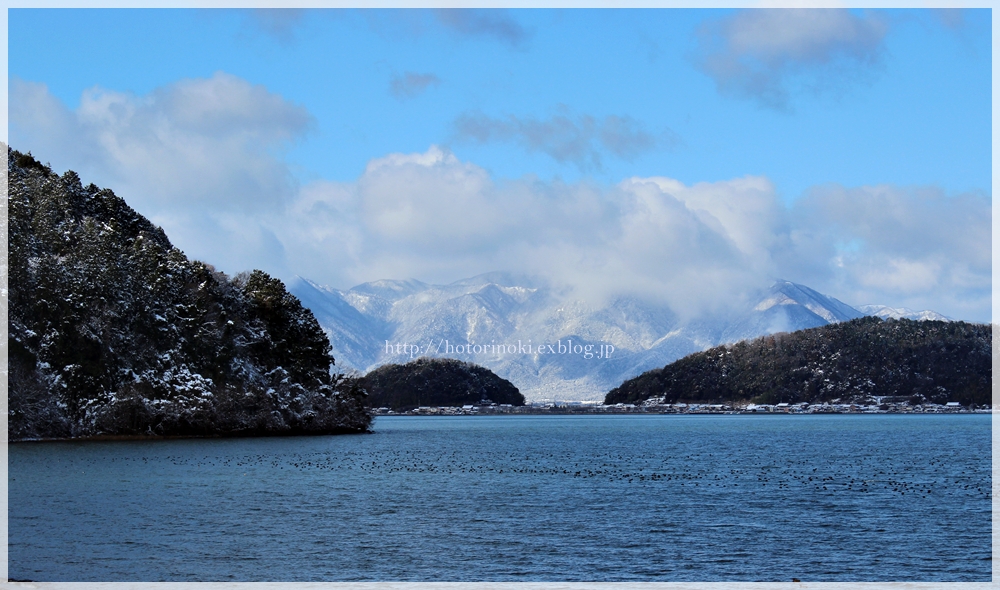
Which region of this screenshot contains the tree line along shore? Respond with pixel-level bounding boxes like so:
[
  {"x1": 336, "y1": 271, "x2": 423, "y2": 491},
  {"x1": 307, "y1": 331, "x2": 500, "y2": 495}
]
[{"x1": 371, "y1": 399, "x2": 989, "y2": 416}]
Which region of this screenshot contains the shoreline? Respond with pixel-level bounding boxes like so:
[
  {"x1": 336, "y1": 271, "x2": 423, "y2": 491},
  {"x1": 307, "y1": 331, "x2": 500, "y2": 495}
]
[
  {"x1": 8, "y1": 427, "x2": 374, "y2": 444},
  {"x1": 10, "y1": 405, "x2": 988, "y2": 442},
  {"x1": 377, "y1": 403, "x2": 990, "y2": 416}
]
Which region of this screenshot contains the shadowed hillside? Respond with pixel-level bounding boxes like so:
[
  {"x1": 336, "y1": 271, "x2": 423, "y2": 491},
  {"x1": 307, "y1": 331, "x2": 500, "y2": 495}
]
[
  {"x1": 605, "y1": 317, "x2": 990, "y2": 407},
  {"x1": 360, "y1": 358, "x2": 525, "y2": 411}
]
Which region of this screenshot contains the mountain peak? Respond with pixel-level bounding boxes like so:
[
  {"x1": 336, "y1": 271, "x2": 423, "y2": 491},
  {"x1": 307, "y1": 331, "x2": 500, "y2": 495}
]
[{"x1": 763, "y1": 280, "x2": 864, "y2": 324}]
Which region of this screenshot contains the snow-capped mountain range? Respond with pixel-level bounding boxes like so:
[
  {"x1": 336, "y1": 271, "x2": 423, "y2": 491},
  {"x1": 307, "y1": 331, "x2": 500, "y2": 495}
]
[
  {"x1": 854, "y1": 304, "x2": 952, "y2": 322},
  {"x1": 289, "y1": 274, "x2": 950, "y2": 401}
]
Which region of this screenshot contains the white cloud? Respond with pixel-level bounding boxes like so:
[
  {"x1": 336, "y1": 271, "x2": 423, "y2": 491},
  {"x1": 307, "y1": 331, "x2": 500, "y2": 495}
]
[
  {"x1": 277, "y1": 146, "x2": 614, "y2": 291},
  {"x1": 784, "y1": 183, "x2": 990, "y2": 319},
  {"x1": 695, "y1": 9, "x2": 889, "y2": 110},
  {"x1": 10, "y1": 72, "x2": 313, "y2": 270},
  {"x1": 358, "y1": 147, "x2": 511, "y2": 246},
  {"x1": 10, "y1": 79, "x2": 91, "y2": 167},
  {"x1": 622, "y1": 175, "x2": 785, "y2": 264},
  {"x1": 12, "y1": 73, "x2": 312, "y2": 212}
]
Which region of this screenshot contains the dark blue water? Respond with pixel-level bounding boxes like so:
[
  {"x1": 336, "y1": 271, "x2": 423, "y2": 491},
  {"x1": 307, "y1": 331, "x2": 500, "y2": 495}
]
[{"x1": 8, "y1": 414, "x2": 991, "y2": 581}]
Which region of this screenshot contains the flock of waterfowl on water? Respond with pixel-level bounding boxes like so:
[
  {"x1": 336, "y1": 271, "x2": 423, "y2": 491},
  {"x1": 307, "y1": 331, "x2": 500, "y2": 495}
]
[{"x1": 89, "y1": 444, "x2": 992, "y2": 503}]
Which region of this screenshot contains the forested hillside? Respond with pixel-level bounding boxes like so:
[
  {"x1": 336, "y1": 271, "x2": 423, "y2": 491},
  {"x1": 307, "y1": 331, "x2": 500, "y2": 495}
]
[
  {"x1": 8, "y1": 149, "x2": 372, "y2": 440},
  {"x1": 605, "y1": 317, "x2": 990, "y2": 407},
  {"x1": 360, "y1": 357, "x2": 525, "y2": 411}
]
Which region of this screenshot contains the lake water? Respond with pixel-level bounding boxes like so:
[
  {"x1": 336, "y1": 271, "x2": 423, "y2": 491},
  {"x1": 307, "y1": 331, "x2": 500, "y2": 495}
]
[{"x1": 8, "y1": 414, "x2": 992, "y2": 582}]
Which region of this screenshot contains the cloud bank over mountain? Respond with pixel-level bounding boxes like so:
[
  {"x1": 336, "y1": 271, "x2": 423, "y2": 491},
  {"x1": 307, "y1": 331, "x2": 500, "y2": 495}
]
[{"x1": 10, "y1": 71, "x2": 991, "y2": 323}]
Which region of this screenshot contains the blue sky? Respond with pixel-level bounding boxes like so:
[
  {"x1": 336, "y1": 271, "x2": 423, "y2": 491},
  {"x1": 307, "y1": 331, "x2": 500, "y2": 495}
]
[{"x1": 8, "y1": 8, "x2": 993, "y2": 321}]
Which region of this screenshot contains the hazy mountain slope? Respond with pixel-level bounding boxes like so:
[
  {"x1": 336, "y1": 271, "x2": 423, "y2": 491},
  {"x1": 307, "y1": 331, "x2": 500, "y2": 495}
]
[{"x1": 286, "y1": 277, "x2": 390, "y2": 371}]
